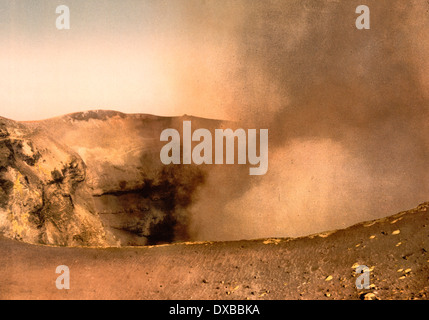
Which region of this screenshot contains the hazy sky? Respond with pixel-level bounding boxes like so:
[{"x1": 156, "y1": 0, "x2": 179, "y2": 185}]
[
  {"x1": 0, "y1": 0, "x2": 244, "y2": 121},
  {"x1": 2, "y1": 1, "x2": 428, "y2": 124}
]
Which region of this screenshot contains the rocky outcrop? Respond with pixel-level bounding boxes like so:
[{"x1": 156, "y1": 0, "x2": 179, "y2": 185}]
[
  {"x1": 0, "y1": 111, "x2": 217, "y2": 247},
  {"x1": 0, "y1": 117, "x2": 117, "y2": 247},
  {"x1": 92, "y1": 165, "x2": 205, "y2": 246}
]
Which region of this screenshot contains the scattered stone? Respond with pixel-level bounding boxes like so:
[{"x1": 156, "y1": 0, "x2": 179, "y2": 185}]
[
  {"x1": 360, "y1": 292, "x2": 378, "y2": 300},
  {"x1": 263, "y1": 239, "x2": 281, "y2": 245},
  {"x1": 325, "y1": 275, "x2": 333, "y2": 281}
]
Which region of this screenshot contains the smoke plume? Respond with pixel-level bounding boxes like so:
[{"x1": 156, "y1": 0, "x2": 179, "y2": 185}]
[{"x1": 185, "y1": 0, "x2": 429, "y2": 241}]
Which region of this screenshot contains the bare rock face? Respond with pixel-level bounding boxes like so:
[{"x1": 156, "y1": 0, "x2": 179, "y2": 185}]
[
  {"x1": 0, "y1": 116, "x2": 117, "y2": 247},
  {"x1": 0, "y1": 111, "x2": 217, "y2": 247},
  {"x1": 91, "y1": 165, "x2": 205, "y2": 246}
]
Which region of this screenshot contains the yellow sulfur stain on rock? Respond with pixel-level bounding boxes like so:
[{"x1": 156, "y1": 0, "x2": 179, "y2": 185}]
[
  {"x1": 11, "y1": 219, "x2": 24, "y2": 236},
  {"x1": 10, "y1": 211, "x2": 31, "y2": 239},
  {"x1": 14, "y1": 173, "x2": 24, "y2": 195},
  {"x1": 37, "y1": 163, "x2": 52, "y2": 177}
]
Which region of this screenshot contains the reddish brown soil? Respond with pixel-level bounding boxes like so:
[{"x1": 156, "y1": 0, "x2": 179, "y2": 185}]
[{"x1": 1, "y1": 203, "x2": 428, "y2": 300}]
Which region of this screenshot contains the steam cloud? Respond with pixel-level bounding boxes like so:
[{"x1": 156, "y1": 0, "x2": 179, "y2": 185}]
[{"x1": 184, "y1": 0, "x2": 429, "y2": 241}]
